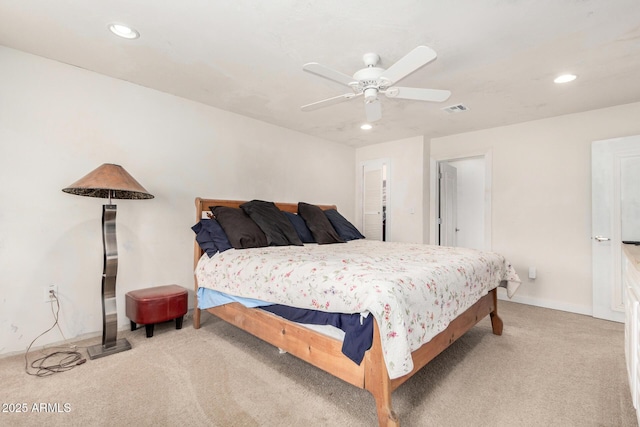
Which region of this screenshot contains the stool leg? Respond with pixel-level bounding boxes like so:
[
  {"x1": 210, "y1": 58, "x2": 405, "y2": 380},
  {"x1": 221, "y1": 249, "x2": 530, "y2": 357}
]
[
  {"x1": 176, "y1": 316, "x2": 184, "y2": 330},
  {"x1": 145, "y1": 324, "x2": 154, "y2": 338},
  {"x1": 130, "y1": 320, "x2": 137, "y2": 331}
]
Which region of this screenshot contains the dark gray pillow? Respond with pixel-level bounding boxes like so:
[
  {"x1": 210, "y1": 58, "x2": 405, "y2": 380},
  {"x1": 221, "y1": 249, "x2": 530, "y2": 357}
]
[
  {"x1": 210, "y1": 206, "x2": 267, "y2": 249},
  {"x1": 324, "y1": 209, "x2": 365, "y2": 241},
  {"x1": 283, "y1": 211, "x2": 315, "y2": 243},
  {"x1": 298, "y1": 202, "x2": 344, "y2": 244},
  {"x1": 240, "y1": 200, "x2": 303, "y2": 246}
]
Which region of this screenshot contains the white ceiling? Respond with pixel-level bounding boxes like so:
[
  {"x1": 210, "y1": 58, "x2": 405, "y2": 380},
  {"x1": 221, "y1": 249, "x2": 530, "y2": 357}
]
[{"x1": 1, "y1": 0, "x2": 640, "y2": 147}]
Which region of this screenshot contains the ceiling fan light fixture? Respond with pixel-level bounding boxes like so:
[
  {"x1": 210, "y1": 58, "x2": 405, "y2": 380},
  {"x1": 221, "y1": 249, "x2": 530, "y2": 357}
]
[
  {"x1": 108, "y1": 23, "x2": 140, "y2": 39},
  {"x1": 363, "y1": 87, "x2": 378, "y2": 102},
  {"x1": 554, "y1": 74, "x2": 577, "y2": 84},
  {"x1": 360, "y1": 123, "x2": 373, "y2": 130}
]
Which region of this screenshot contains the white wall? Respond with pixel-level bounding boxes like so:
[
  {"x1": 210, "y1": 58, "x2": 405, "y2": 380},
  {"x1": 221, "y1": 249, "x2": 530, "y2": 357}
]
[
  {"x1": 355, "y1": 136, "x2": 426, "y2": 243},
  {"x1": 0, "y1": 46, "x2": 355, "y2": 355},
  {"x1": 431, "y1": 102, "x2": 640, "y2": 314}
]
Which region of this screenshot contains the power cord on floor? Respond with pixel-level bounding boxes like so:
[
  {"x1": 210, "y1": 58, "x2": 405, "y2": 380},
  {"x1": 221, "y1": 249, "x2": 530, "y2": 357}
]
[{"x1": 24, "y1": 290, "x2": 86, "y2": 377}]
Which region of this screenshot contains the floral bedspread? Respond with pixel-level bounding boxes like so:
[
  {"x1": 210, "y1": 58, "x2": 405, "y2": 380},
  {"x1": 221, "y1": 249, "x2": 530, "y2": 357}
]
[{"x1": 195, "y1": 240, "x2": 521, "y2": 379}]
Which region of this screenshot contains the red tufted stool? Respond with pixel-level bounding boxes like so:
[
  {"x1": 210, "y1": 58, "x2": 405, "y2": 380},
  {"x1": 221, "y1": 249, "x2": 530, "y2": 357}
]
[{"x1": 125, "y1": 285, "x2": 188, "y2": 338}]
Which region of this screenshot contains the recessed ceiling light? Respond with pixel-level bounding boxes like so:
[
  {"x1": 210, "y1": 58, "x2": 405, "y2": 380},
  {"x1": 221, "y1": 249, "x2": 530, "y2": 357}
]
[
  {"x1": 360, "y1": 123, "x2": 373, "y2": 130},
  {"x1": 108, "y1": 23, "x2": 140, "y2": 39},
  {"x1": 554, "y1": 74, "x2": 577, "y2": 84}
]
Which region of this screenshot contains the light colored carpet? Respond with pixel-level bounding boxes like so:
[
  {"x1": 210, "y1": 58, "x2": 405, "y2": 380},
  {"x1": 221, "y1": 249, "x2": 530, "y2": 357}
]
[{"x1": 0, "y1": 301, "x2": 636, "y2": 426}]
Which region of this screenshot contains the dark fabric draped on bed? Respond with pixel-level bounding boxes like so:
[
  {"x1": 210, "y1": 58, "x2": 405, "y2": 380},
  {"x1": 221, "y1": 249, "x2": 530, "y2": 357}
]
[{"x1": 261, "y1": 305, "x2": 374, "y2": 365}]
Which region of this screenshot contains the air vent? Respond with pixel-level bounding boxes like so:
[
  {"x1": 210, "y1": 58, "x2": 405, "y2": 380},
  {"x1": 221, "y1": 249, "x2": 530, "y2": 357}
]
[{"x1": 442, "y1": 104, "x2": 469, "y2": 113}]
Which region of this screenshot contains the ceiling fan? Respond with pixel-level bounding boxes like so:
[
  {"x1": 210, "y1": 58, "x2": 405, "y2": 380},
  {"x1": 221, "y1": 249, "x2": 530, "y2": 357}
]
[{"x1": 301, "y1": 46, "x2": 451, "y2": 123}]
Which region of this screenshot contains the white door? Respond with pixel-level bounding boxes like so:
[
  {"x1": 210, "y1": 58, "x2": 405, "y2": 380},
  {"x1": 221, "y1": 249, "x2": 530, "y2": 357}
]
[
  {"x1": 439, "y1": 162, "x2": 457, "y2": 246},
  {"x1": 592, "y1": 135, "x2": 640, "y2": 322}
]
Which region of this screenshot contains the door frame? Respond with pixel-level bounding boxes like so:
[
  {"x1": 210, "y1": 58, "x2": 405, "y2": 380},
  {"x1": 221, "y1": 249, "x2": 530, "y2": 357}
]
[{"x1": 430, "y1": 150, "x2": 492, "y2": 249}]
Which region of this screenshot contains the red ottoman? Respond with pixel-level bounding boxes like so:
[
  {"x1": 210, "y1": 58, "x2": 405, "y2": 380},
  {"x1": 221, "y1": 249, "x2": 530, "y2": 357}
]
[{"x1": 125, "y1": 285, "x2": 188, "y2": 338}]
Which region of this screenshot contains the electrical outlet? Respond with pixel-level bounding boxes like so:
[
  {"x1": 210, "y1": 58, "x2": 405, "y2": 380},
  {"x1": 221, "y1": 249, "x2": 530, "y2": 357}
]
[{"x1": 44, "y1": 284, "x2": 58, "y2": 303}]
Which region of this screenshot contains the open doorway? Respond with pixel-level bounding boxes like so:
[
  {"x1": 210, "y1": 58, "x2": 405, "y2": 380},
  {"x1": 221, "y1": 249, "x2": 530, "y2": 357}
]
[
  {"x1": 361, "y1": 159, "x2": 388, "y2": 241},
  {"x1": 434, "y1": 154, "x2": 491, "y2": 250}
]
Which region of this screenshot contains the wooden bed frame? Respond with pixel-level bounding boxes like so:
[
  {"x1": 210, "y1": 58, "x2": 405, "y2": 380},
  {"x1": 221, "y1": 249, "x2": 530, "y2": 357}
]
[{"x1": 192, "y1": 198, "x2": 503, "y2": 427}]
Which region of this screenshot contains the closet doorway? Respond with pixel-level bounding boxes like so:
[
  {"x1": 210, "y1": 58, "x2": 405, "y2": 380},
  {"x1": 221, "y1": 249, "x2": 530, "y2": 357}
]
[
  {"x1": 361, "y1": 159, "x2": 388, "y2": 241},
  {"x1": 434, "y1": 154, "x2": 491, "y2": 250}
]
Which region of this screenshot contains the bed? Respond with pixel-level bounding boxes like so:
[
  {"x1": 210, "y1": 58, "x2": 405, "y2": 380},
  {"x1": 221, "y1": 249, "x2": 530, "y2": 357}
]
[{"x1": 192, "y1": 198, "x2": 521, "y2": 426}]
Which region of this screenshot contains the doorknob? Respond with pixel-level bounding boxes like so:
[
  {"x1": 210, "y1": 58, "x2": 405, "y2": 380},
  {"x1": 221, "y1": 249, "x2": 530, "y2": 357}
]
[{"x1": 594, "y1": 235, "x2": 611, "y2": 242}]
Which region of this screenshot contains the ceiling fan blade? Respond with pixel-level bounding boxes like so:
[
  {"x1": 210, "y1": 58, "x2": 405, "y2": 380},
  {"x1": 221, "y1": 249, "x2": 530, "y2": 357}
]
[
  {"x1": 385, "y1": 86, "x2": 451, "y2": 102},
  {"x1": 364, "y1": 100, "x2": 382, "y2": 122},
  {"x1": 301, "y1": 92, "x2": 361, "y2": 112},
  {"x1": 303, "y1": 62, "x2": 356, "y2": 87},
  {"x1": 379, "y1": 46, "x2": 438, "y2": 86}
]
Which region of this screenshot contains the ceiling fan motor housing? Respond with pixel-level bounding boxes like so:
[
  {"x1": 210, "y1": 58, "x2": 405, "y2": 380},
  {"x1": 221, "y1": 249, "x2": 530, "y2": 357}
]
[{"x1": 352, "y1": 66, "x2": 387, "y2": 100}]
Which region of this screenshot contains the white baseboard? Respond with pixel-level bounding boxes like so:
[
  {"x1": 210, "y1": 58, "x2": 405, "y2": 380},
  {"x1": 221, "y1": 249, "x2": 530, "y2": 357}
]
[{"x1": 496, "y1": 287, "x2": 593, "y2": 317}]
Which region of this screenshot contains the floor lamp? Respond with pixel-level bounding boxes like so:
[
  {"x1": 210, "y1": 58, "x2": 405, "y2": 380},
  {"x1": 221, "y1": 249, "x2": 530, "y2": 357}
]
[{"x1": 63, "y1": 163, "x2": 154, "y2": 359}]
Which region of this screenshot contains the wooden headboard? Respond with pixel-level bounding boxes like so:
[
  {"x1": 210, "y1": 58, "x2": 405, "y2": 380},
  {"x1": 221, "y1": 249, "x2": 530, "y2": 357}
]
[
  {"x1": 194, "y1": 198, "x2": 337, "y2": 221},
  {"x1": 193, "y1": 198, "x2": 337, "y2": 268}
]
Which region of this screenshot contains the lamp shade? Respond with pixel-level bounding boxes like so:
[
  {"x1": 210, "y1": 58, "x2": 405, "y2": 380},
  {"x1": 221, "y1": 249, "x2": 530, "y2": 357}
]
[{"x1": 62, "y1": 163, "x2": 154, "y2": 200}]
